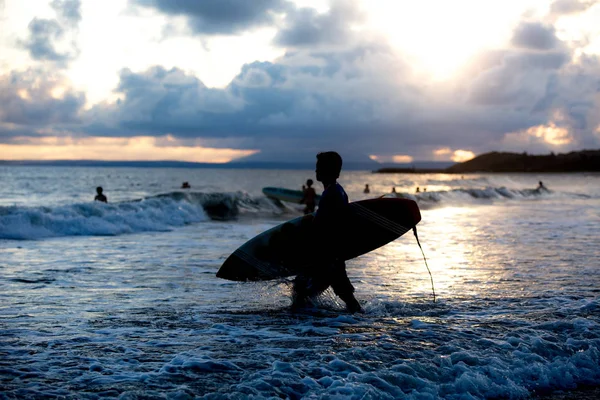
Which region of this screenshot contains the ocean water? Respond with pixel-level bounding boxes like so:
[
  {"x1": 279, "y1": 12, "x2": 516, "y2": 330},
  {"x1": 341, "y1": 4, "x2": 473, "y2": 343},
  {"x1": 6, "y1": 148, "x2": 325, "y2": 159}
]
[{"x1": 1, "y1": 166, "x2": 599, "y2": 399}]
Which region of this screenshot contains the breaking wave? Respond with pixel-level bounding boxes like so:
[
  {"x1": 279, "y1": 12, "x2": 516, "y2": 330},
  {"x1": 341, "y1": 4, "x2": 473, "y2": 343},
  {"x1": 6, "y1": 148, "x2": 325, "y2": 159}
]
[
  {"x1": 389, "y1": 186, "x2": 589, "y2": 207},
  {"x1": 1, "y1": 187, "x2": 591, "y2": 240},
  {"x1": 0, "y1": 191, "x2": 289, "y2": 240}
]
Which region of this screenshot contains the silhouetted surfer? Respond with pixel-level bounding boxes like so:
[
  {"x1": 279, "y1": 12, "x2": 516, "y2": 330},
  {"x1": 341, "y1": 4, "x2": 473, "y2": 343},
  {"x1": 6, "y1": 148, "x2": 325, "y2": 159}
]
[
  {"x1": 301, "y1": 179, "x2": 317, "y2": 214},
  {"x1": 363, "y1": 184, "x2": 370, "y2": 194},
  {"x1": 537, "y1": 181, "x2": 546, "y2": 190},
  {"x1": 94, "y1": 187, "x2": 107, "y2": 203},
  {"x1": 181, "y1": 181, "x2": 191, "y2": 189},
  {"x1": 292, "y1": 151, "x2": 362, "y2": 313}
]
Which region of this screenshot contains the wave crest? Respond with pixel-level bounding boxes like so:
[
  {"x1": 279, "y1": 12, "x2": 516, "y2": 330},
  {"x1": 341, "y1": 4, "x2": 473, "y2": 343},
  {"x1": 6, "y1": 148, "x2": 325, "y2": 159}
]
[{"x1": 0, "y1": 191, "x2": 288, "y2": 240}]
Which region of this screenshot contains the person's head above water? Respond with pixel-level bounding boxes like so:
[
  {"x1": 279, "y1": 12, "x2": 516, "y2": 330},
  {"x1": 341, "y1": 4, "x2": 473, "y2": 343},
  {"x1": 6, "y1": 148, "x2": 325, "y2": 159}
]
[
  {"x1": 306, "y1": 179, "x2": 313, "y2": 187},
  {"x1": 96, "y1": 186, "x2": 103, "y2": 195},
  {"x1": 316, "y1": 151, "x2": 342, "y2": 184}
]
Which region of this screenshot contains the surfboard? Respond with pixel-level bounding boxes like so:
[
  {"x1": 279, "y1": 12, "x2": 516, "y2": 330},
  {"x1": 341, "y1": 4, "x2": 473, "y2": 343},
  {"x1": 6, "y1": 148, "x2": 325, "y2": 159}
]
[
  {"x1": 262, "y1": 187, "x2": 321, "y2": 204},
  {"x1": 217, "y1": 197, "x2": 421, "y2": 281}
]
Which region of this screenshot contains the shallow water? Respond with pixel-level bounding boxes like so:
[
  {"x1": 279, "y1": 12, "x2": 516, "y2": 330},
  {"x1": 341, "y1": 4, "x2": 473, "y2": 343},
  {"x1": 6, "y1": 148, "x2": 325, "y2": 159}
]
[{"x1": 1, "y1": 167, "x2": 599, "y2": 399}]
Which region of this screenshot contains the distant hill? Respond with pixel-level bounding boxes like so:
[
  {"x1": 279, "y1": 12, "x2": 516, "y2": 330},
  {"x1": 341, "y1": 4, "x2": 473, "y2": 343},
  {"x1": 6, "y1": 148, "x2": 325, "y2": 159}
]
[{"x1": 445, "y1": 150, "x2": 600, "y2": 173}]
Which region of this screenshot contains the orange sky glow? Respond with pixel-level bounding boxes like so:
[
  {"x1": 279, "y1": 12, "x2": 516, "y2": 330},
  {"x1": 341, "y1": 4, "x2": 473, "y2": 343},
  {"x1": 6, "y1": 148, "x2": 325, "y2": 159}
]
[{"x1": 0, "y1": 136, "x2": 258, "y2": 163}]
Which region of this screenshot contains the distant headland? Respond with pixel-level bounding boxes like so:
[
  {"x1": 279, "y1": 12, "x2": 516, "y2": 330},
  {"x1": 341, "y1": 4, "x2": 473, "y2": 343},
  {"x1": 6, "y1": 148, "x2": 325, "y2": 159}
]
[{"x1": 375, "y1": 150, "x2": 600, "y2": 173}]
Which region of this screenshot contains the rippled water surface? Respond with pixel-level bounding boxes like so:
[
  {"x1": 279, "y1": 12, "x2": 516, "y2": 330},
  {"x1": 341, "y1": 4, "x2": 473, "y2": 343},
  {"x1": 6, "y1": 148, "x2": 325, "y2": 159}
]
[{"x1": 1, "y1": 167, "x2": 599, "y2": 399}]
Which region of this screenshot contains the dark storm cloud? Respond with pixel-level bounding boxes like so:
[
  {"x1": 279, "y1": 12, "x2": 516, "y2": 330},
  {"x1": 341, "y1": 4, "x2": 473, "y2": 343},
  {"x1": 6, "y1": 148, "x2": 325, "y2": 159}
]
[
  {"x1": 0, "y1": 69, "x2": 86, "y2": 137},
  {"x1": 274, "y1": 0, "x2": 363, "y2": 47},
  {"x1": 131, "y1": 0, "x2": 290, "y2": 35},
  {"x1": 511, "y1": 22, "x2": 559, "y2": 50},
  {"x1": 82, "y1": 43, "x2": 418, "y2": 159},
  {"x1": 19, "y1": 0, "x2": 81, "y2": 64}
]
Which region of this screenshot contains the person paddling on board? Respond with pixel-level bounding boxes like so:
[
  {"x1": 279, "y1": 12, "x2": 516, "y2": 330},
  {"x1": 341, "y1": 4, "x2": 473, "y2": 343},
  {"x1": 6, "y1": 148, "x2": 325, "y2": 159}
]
[
  {"x1": 301, "y1": 179, "x2": 317, "y2": 214},
  {"x1": 292, "y1": 151, "x2": 363, "y2": 313},
  {"x1": 94, "y1": 186, "x2": 107, "y2": 203}
]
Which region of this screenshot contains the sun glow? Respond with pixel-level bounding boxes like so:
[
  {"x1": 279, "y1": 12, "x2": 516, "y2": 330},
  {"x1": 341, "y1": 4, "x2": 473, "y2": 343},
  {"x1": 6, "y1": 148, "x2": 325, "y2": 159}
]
[
  {"x1": 365, "y1": 0, "x2": 546, "y2": 80},
  {"x1": 433, "y1": 147, "x2": 475, "y2": 162},
  {"x1": 369, "y1": 154, "x2": 414, "y2": 163},
  {"x1": 452, "y1": 150, "x2": 476, "y2": 163},
  {"x1": 526, "y1": 123, "x2": 572, "y2": 145},
  {"x1": 0, "y1": 136, "x2": 257, "y2": 163}
]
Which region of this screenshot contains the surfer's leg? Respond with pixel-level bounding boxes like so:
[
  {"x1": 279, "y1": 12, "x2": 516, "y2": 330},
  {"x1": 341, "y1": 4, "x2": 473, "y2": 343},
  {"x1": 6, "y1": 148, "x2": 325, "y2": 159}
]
[
  {"x1": 292, "y1": 272, "x2": 330, "y2": 308},
  {"x1": 330, "y1": 261, "x2": 363, "y2": 313},
  {"x1": 291, "y1": 274, "x2": 310, "y2": 307}
]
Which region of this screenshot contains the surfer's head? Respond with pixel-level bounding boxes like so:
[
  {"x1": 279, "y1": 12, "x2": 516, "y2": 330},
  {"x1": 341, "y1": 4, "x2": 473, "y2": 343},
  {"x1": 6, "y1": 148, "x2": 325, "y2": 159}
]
[
  {"x1": 96, "y1": 186, "x2": 103, "y2": 194},
  {"x1": 306, "y1": 179, "x2": 313, "y2": 187},
  {"x1": 316, "y1": 151, "x2": 342, "y2": 183}
]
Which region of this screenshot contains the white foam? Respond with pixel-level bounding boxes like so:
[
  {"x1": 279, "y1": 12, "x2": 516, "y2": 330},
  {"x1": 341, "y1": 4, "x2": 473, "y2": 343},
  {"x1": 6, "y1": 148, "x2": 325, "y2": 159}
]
[{"x1": 0, "y1": 197, "x2": 208, "y2": 240}]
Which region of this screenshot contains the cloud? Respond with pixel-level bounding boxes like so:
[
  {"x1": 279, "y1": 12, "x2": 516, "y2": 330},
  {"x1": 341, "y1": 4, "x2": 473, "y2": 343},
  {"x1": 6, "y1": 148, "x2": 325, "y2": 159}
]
[
  {"x1": 451, "y1": 150, "x2": 476, "y2": 163},
  {"x1": 369, "y1": 154, "x2": 413, "y2": 164},
  {"x1": 550, "y1": 0, "x2": 598, "y2": 16},
  {"x1": 0, "y1": 68, "x2": 85, "y2": 132},
  {"x1": 274, "y1": 0, "x2": 363, "y2": 48},
  {"x1": 18, "y1": 0, "x2": 81, "y2": 65},
  {"x1": 131, "y1": 0, "x2": 290, "y2": 35},
  {"x1": 467, "y1": 50, "x2": 570, "y2": 106},
  {"x1": 83, "y1": 41, "x2": 430, "y2": 160},
  {"x1": 77, "y1": 17, "x2": 600, "y2": 161},
  {"x1": 511, "y1": 22, "x2": 559, "y2": 50},
  {"x1": 4, "y1": 1, "x2": 600, "y2": 161},
  {"x1": 20, "y1": 18, "x2": 69, "y2": 62},
  {"x1": 51, "y1": 0, "x2": 81, "y2": 25}
]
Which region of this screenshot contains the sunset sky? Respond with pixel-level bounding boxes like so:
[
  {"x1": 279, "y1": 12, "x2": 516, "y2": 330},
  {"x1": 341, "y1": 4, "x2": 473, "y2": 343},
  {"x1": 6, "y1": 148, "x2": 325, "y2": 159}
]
[{"x1": 1, "y1": 0, "x2": 599, "y2": 163}]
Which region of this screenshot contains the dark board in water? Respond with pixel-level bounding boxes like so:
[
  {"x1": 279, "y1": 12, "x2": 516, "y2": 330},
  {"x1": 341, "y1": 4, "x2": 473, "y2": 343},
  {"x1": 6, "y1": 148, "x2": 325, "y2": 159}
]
[{"x1": 217, "y1": 198, "x2": 421, "y2": 281}]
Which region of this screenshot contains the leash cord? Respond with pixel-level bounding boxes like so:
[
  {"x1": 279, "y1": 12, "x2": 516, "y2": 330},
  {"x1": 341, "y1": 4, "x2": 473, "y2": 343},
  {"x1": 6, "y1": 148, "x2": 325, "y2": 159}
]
[{"x1": 413, "y1": 226, "x2": 436, "y2": 303}]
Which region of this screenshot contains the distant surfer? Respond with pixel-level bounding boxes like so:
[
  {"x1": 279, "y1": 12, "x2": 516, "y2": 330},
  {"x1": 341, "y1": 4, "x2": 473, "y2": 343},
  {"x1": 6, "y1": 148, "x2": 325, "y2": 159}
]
[
  {"x1": 301, "y1": 179, "x2": 317, "y2": 214},
  {"x1": 94, "y1": 187, "x2": 107, "y2": 203},
  {"x1": 415, "y1": 187, "x2": 420, "y2": 193},
  {"x1": 181, "y1": 181, "x2": 191, "y2": 189},
  {"x1": 391, "y1": 187, "x2": 396, "y2": 194},
  {"x1": 292, "y1": 151, "x2": 363, "y2": 313},
  {"x1": 537, "y1": 181, "x2": 546, "y2": 190},
  {"x1": 363, "y1": 184, "x2": 370, "y2": 194}
]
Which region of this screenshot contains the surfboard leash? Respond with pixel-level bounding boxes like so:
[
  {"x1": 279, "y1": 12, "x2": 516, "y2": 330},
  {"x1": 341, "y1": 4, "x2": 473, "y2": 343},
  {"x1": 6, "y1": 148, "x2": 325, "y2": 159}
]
[{"x1": 413, "y1": 226, "x2": 436, "y2": 303}]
